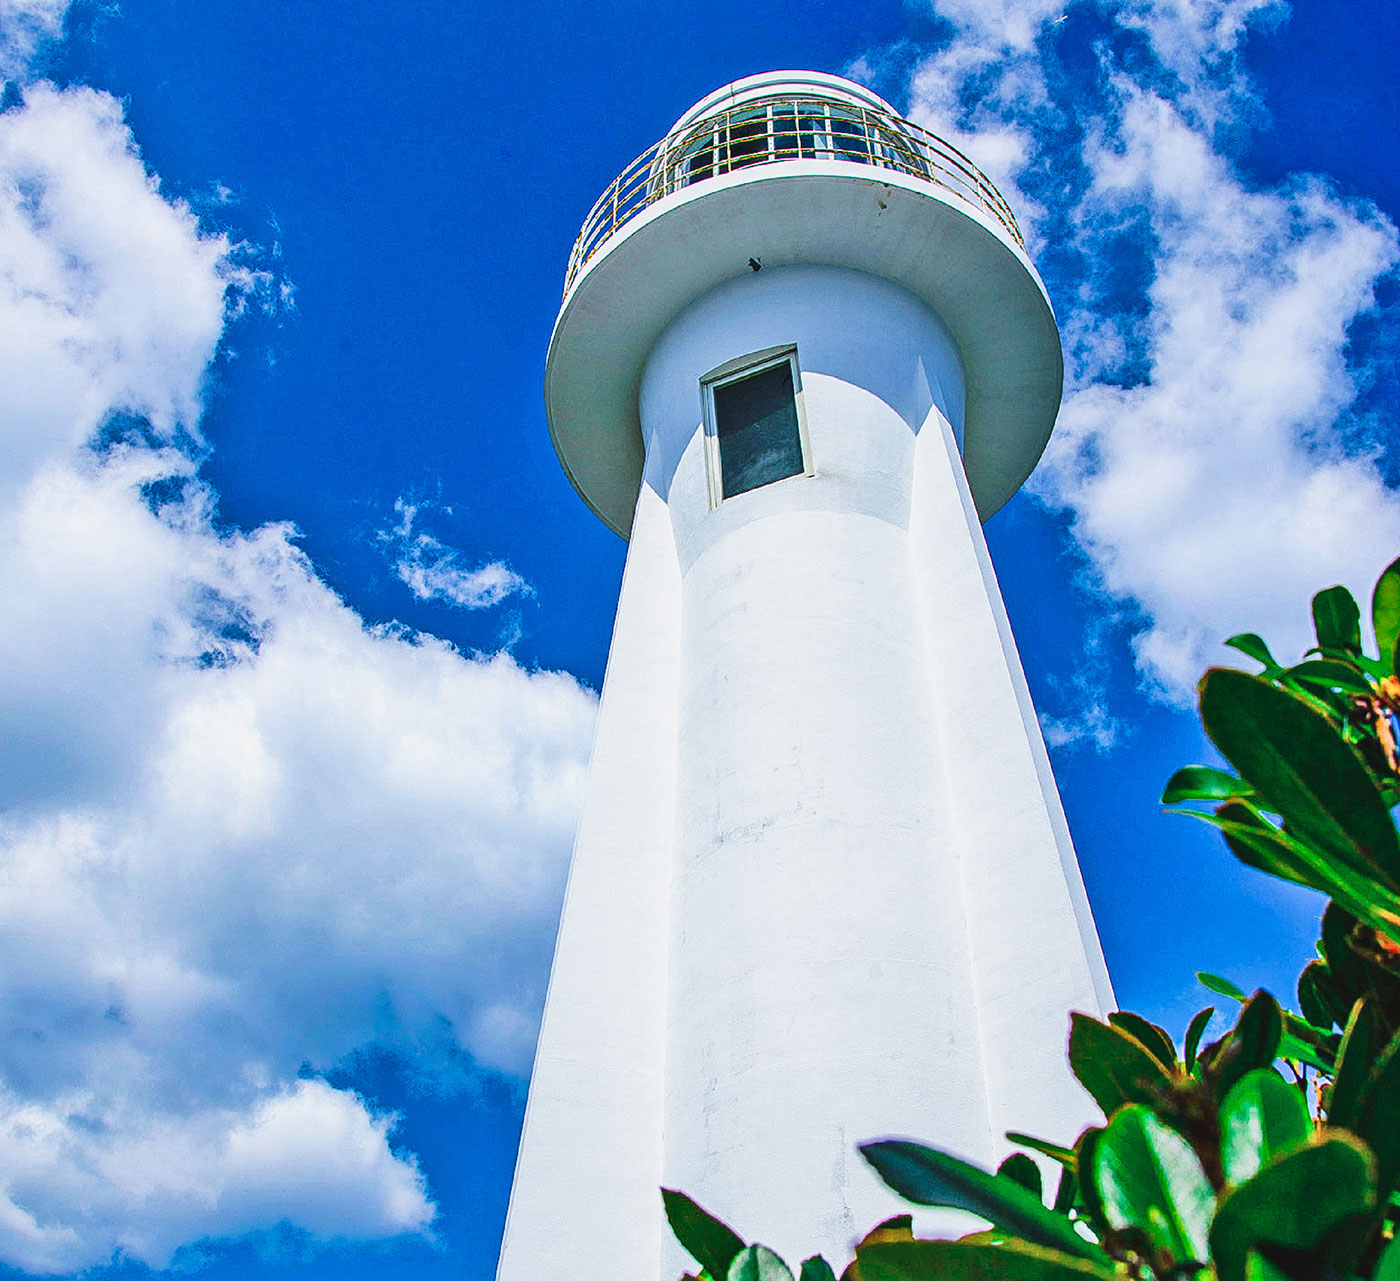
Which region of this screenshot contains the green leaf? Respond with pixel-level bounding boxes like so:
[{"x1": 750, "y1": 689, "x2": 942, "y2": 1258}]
[
  {"x1": 1052, "y1": 1164, "x2": 1077, "y2": 1215},
  {"x1": 1225, "y1": 633, "x2": 1281, "y2": 671},
  {"x1": 1218, "y1": 1069, "x2": 1312, "y2": 1185},
  {"x1": 798, "y1": 1257, "x2": 837, "y2": 1281},
  {"x1": 855, "y1": 1217, "x2": 914, "y2": 1249},
  {"x1": 1073, "y1": 1127, "x2": 1108, "y2": 1234},
  {"x1": 1204, "y1": 806, "x2": 1319, "y2": 890},
  {"x1": 1162, "y1": 765, "x2": 1249, "y2": 805},
  {"x1": 663, "y1": 1189, "x2": 746, "y2": 1281},
  {"x1": 855, "y1": 1241, "x2": 1121, "y2": 1281},
  {"x1": 1068, "y1": 1014, "x2": 1174, "y2": 1117},
  {"x1": 1279, "y1": 675, "x2": 1355, "y2": 722},
  {"x1": 1375, "y1": 557, "x2": 1400, "y2": 672},
  {"x1": 1212, "y1": 992, "x2": 1284, "y2": 1102},
  {"x1": 1108, "y1": 1011, "x2": 1178, "y2": 1070},
  {"x1": 1324, "y1": 906, "x2": 1400, "y2": 1021},
  {"x1": 1356, "y1": 650, "x2": 1392, "y2": 680},
  {"x1": 1197, "y1": 668, "x2": 1400, "y2": 893},
  {"x1": 1345, "y1": 1023, "x2": 1400, "y2": 1202},
  {"x1": 1321, "y1": 903, "x2": 1392, "y2": 1006},
  {"x1": 1375, "y1": 1234, "x2": 1400, "y2": 1281},
  {"x1": 1199, "y1": 972, "x2": 1247, "y2": 1002},
  {"x1": 1205, "y1": 800, "x2": 1324, "y2": 888},
  {"x1": 728, "y1": 1245, "x2": 793, "y2": 1281},
  {"x1": 1090, "y1": 1104, "x2": 1214, "y2": 1266},
  {"x1": 1277, "y1": 1012, "x2": 1336, "y2": 1073},
  {"x1": 1184, "y1": 1007, "x2": 1215, "y2": 1072},
  {"x1": 996, "y1": 1153, "x2": 1042, "y2": 1200},
  {"x1": 1234, "y1": 992, "x2": 1284, "y2": 1070},
  {"x1": 1209, "y1": 1134, "x2": 1377, "y2": 1281},
  {"x1": 1297, "y1": 961, "x2": 1346, "y2": 1031},
  {"x1": 1206, "y1": 801, "x2": 1400, "y2": 937},
  {"x1": 1004, "y1": 1132, "x2": 1076, "y2": 1169},
  {"x1": 1244, "y1": 1251, "x2": 1293, "y2": 1281},
  {"x1": 1284, "y1": 659, "x2": 1375, "y2": 696},
  {"x1": 1314, "y1": 584, "x2": 1363, "y2": 654},
  {"x1": 858, "y1": 1141, "x2": 1104, "y2": 1262},
  {"x1": 1319, "y1": 900, "x2": 1357, "y2": 975},
  {"x1": 1329, "y1": 998, "x2": 1385, "y2": 1129}
]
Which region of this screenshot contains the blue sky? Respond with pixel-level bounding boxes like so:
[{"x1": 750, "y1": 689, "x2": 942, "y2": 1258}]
[{"x1": 0, "y1": 0, "x2": 1396, "y2": 1276}]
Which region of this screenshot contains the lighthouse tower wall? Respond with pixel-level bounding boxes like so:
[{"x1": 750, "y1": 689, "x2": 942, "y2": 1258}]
[
  {"x1": 909, "y1": 401, "x2": 1116, "y2": 1163},
  {"x1": 639, "y1": 264, "x2": 1108, "y2": 1271},
  {"x1": 494, "y1": 482, "x2": 682, "y2": 1281},
  {"x1": 499, "y1": 261, "x2": 1113, "y2": 1281}
]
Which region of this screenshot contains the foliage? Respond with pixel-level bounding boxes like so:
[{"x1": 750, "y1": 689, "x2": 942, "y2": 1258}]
[
  {"x1": 664, "y1": 557, "x2": 1400, "y2": 1281},
  {"x1": 663, "y1": 1187, "x2": 844, "y2": 1281}
]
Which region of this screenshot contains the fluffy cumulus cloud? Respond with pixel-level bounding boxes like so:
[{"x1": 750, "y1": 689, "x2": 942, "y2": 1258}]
[
  {"x1": 878, "y1": 0, "x2": 1400, "y2": 708},
  {"x1": 1048, "y1": 88, "x2": 1400, "y2": 697},
  {"x1": 0, "y1": 1080, "x2": 433, "y2": 1273},
  {"x1": 0, "y1": 60, "x2": 594, "y2": 1281}
]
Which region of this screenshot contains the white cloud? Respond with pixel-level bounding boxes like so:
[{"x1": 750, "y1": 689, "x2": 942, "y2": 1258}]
[
  {"x1": 1118, "y1": 0, "x2": 1286, "y2": 101},
  {"x1": 1040, "y1": 702, "x2": 1120, "y2": 751},
  {"x1": 0, "y1": 79, "x2": 596, "y2": 1273},
  {"x1": 888, "y1": 0, "x2": 1400, "y2": 704},
  {"x1": 0, "y1": 84, "x2": 263, "y2": 506},
  {"x1": 384, "y1": 498, "x2": 532, "y2": 610},
  {"x1": 1043, "y1": 85, "x2": 1400, "y2": 698},
  {"x1": 902, "y1": 47, "x2": 1041, "y2": 229},
  {"x1": 0, "y1": 0, "x2": 69, "y2": 77},
  {"x1": 0, "y1": 1080, "x2": 432, "y2": 1275},
  {"x1": 1035, "y1": 620, "x2": 1125, "y2": 751}
]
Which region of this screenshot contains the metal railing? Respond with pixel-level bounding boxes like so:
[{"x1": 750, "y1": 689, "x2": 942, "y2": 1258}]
[{"x1": 563, "y1": 94, "x2": 1024, "y2": 295}]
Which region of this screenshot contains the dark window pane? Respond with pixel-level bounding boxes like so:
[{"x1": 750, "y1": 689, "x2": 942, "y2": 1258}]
[
  {"x1": 680, "y1": 129, "x2": 715, "y2": 184},
  {"x1": 798, "y1": 105, "x2": 828, "y2": 158},
  {"x1": 713, "y1": 362, "x2": 804, "y2": 499},
  {"x1": 771, "y1": 105, "x2": 799, "y2": 159},
  {"x1": 727, "y1": 108, "x2": 768, "y2": 170},
  {"x1": 829, "y1": 109, "x2": 870, "y2": 161}
]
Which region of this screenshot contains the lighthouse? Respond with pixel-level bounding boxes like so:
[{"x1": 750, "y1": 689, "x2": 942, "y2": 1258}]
[{"x1": 497, "y1": 71, "x2": 1115, "y2": 1279}]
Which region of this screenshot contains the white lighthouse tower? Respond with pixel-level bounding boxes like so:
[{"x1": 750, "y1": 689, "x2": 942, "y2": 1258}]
[{"x1": 497, "y1": 71, "x2": 1114, "y2": 1279}]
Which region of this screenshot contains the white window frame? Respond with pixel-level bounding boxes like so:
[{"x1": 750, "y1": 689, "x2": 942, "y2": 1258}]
[{"x1": 699, "y1": 344, "x2": 814, "y2": 509}]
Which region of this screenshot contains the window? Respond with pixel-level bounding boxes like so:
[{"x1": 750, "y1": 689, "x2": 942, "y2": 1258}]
[
  {"x1": 701, "y1": 347, "x2": 811, "y2": 504},
  {"x1": 662, "y1": 98, "x2": 933, "y2": 195}
]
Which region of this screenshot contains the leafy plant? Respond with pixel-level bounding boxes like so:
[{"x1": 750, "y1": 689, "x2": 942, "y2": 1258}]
[
  {"x1": 663, "y1": 1187, "x2": 841, "y2": 1281},
  {"x1": 665, "y1": 557, "x2": 1400, "y2": 1281}
]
